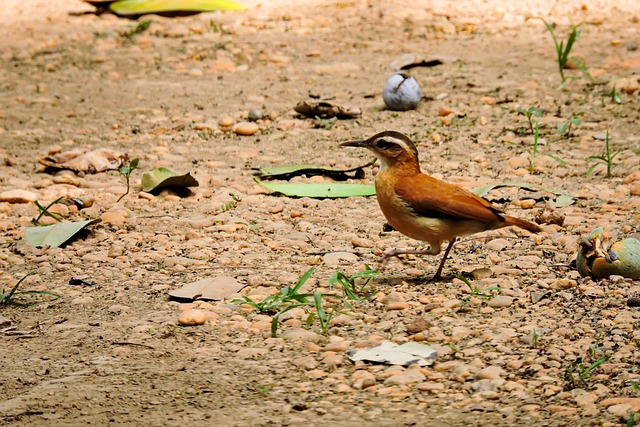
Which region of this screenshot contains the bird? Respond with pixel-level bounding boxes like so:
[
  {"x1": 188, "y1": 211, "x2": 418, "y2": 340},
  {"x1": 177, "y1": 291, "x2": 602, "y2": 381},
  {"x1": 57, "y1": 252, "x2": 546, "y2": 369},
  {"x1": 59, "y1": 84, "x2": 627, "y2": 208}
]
[{"x1": 340, "y1": 130, "x2": 542, "y2": 281}]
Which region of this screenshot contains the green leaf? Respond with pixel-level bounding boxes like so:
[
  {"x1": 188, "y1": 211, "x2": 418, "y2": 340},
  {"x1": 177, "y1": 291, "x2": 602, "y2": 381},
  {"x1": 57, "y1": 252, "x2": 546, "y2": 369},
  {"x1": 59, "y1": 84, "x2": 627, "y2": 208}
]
[
  {"x1": 569, "y1": 57, "x2": 593, "y2": 82},
  {"x1": 554, "y1": 195, "x2": 575, "y2": 208},
  {"x1": 254, "y1": 177, "x2": 375, "y2": 198},
  {"x1": 24, "y1": 219, "x2": 100, "y2": 248},
  {"x1": 110, "y1": 0, "x2": 246, "y2": 15},
  {"x1": 528, "y1": 106, "x2": 543, "y2": 117},
  {"x1": 141, "y1": 167, "x2": 199, "y2": 193}
]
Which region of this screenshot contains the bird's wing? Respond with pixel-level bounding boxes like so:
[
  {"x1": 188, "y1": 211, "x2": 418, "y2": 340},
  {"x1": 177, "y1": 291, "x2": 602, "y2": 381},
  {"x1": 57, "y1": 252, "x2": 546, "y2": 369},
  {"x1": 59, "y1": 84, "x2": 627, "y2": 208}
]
[{"x1": 394, "y1": 174, "x2": 505, "y2": 223}]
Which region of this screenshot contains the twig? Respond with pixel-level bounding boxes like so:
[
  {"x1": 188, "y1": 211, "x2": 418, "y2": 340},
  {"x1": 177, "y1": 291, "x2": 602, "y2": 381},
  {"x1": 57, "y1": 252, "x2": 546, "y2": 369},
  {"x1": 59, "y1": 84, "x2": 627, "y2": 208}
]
[{"x1": 112, "y1": 341, "x2": 155, "y2": 350}]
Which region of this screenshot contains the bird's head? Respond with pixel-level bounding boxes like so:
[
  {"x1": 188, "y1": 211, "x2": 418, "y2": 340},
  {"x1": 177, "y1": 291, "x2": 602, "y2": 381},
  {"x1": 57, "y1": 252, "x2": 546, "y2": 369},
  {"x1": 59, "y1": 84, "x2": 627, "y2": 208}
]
[{"x1": 340, "y1": 131, "x2": 420, "y2": 173}]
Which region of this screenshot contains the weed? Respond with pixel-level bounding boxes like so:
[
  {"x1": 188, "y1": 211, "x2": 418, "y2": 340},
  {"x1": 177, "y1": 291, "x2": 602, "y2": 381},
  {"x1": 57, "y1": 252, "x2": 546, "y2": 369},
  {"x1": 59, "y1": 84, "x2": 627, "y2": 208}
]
[
  {"x1": 505, "y1": 122, "x2": 566, "y2": 172},
  {"x1": 586, "y1": 130, "x2": 623, "y2": 178},
  {"x1": 313, "y1": 116, "x2": 337, "y2": 130},
  {"x1": 328, "y1": 264, "x2": 378, "y2": 302},
  {"x1": 219, "y1": 193, "x2": 241, "y2": 213},
  {"x1": 514, "y1": 106, "x2": 542, "y2": 135},
  {"x1": 124, "y1": 20, "x2": 151, "y2": 40},
  {"x1": 609, "y1": 86, "x2": 622, "y2": 105},
  {"x1": 235, "y1": 266, "x2": 378, "y2": 337},
  {"x1": 557, "y1": 115, "x2": 583, "y2": 136},
  {"x1": 627, "y1": 412, "x2": 635, "y2": 427},
  {"x1": 233, "y1": 267, "x2": 316, "y2": 315},
  {"x1": 32, "y1": 197, "x2": 65, "y2": 225},
  {"x1": 454, "y1": 274, "x2": 500, "y2": 305},
  {"x1": 117, "y1": 157, "x2": 140, "y2": 202},
  {"x1": 305, "y1": 292, "x2": 337, "y2": 334},
  {"x1": 540, "y1": 18, "x2": 593, "y2": 85},
  {"x1": 564, "y1": 354, "x2": 611, "y2": 389},
  {"x1": 531, "y1": 329, "x2": 543, "y2": 347},
  {"x1": 209, "y1": 20, "x2": 220, "y2": 33},
  {"x1": 631, "y1": 380, "x2": 640, "y2": 395},
  {"x1": 1, "y1": 273, "x2": 61, "y2": 306}
]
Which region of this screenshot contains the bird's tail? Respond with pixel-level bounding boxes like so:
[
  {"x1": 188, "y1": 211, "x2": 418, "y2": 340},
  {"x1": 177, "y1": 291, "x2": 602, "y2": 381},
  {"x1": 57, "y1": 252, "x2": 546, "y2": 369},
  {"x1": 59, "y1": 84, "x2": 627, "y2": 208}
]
[{"x1": 503, "y1": 215, "x2": 542, "y2": 233}]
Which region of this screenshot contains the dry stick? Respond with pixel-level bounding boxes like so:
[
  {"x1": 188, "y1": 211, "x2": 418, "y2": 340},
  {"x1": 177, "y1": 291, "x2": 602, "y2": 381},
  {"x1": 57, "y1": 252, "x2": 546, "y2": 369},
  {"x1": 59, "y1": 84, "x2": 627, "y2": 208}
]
[{"x1": 112, "y1": 341, "x2": 155, "y2": 350}]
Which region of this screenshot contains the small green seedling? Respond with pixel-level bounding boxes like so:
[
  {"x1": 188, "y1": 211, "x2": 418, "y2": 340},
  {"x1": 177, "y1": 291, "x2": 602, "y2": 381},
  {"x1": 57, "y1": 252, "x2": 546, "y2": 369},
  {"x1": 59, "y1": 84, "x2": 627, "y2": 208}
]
[
  {"x1": 328, "y1": 264, "x2": 378, "y2": 302},
  {"x1": 313, "y1": 116, "x2": 337, "y2": 130},
  {"x1": 220, "y1": 193, "x2": 241, "y2": 213},
  {"x1": 454, "y1": 274, "x2": 500, "y2": 306},
  {"x1": 557, "y1": 115, "x2": 583, "y2": 136},
  {"x1": 514, "y1": 106, "x2": 543, "y2": 135},
  {"x1": 124, "y1": 20, "x2": 151, "y2": 40},
  {"x1": 540, "y1": 18, "x2": 593, "y2": 85},
  {"x1": 531, "y1": 329, "x2": 543, "y2": 347},
  {"x1": 32, "y1": 197, "x2": 65, "y2": 225},
  {"x1": 233, "y1": 267, "x2": 315, "y2": 315},
  {"x1": 305, "y1": 292, "x2": 337, "y2": 334},
  {"x1": 1, "y1": 273, "x2": 61, "y2": 307},
  {"x1": 209, "y1": 19, "x2": 220, "y2": 33},
  {"x1": 586, "y1": 130, "x2": 623, "y2": 178},
  {"x1": 564, "y1": 354, "x2": 610, "y2": 389},
  {"x1": 117, "y1": 157, "x2": 140, "y2": 202},
  {"x1": 609, "y1": 86, "x2": 622, "y2": 105},
  {"x1": 506, "y1": 122, "x2": 566, "y2": 173}
]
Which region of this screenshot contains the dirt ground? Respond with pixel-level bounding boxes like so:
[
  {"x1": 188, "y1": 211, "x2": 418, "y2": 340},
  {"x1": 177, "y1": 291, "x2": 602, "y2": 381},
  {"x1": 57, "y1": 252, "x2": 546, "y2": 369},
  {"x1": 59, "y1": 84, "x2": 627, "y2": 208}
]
[{"x1": 1, "y1": 0, "x2": 640, "y2": 425}]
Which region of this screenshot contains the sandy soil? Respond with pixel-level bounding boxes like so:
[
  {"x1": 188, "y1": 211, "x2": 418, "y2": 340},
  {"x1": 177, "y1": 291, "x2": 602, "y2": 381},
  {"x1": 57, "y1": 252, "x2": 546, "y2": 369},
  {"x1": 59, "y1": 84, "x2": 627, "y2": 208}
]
[{"x1": 1, "y1": 0, "x2": 640, "y2": 426}]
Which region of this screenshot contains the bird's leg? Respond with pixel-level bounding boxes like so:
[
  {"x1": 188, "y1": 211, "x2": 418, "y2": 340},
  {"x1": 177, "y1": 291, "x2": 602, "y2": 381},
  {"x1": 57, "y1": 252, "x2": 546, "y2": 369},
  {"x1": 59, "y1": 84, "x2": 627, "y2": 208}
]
[
  {"x1": 430, "y1": 238, "x2": 457, "y2": 282},
  {"x1": 380, "y1": 242, "x2": 442, "y2": 265}
]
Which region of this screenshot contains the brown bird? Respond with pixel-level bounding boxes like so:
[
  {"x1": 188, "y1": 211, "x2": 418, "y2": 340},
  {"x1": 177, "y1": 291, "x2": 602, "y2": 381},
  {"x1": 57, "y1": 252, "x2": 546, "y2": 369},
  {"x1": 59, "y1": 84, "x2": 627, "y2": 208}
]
[{"x1": 340, "y1": 130, "x2": 542, "y2": 280}]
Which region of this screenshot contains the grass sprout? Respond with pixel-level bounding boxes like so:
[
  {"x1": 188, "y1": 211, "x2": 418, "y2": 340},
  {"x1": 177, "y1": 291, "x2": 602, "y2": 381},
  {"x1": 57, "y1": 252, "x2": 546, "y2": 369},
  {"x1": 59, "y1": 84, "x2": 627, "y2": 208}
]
[
  {"x1": 32, "y1": 197, "x2": 65, "y2": 225},
  {"x1": 505, "y1": 122, "x2": 566, "y2": 172},
  {"x1": 1, "y1": 272, "x2": 62, "y2": 306},
  {"x1": 540, "y1": 18, "x2": 593, "y2": 85},
  {"x1": 586, "y1": 130, "x2": 623, "y2": 178}
]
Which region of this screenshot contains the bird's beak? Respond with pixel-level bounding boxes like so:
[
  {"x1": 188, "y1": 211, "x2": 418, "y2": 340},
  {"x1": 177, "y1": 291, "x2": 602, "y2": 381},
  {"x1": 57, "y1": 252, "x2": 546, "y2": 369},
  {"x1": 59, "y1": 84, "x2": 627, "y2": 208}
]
[{"x1": 339, "y1": 140, "x2": 367, "y2": 148}]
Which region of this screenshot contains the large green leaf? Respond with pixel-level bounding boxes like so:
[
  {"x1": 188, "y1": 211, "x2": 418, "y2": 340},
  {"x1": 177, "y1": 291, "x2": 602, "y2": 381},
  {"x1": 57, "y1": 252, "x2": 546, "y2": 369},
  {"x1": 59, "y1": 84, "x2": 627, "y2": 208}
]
[
  {"x1": 24, "y1": 219, "x2": 100, "y2": 248},
  {"x1": 254, "y1": 177, "x2": 375, "y2": 199},
  {"x1": 110, "y1": 0, "x2": 246, "y2": 15}
]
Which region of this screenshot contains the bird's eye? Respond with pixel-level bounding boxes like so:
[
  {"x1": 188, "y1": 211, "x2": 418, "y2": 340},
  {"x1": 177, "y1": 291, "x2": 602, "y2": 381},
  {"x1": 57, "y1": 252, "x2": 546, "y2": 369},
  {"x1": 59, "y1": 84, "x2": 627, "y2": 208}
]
[{"x1": 375, "y1": 139, "x2": 395, "y2": 150}]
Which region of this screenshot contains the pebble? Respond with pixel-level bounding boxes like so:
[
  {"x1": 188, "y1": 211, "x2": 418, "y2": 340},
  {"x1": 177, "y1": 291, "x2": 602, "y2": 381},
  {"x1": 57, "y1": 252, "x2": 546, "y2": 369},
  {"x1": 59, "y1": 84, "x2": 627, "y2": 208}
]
[
  {"x1": 488, "y1": 296, "x2": 513, "y2": 308},
  {"x1": 322, "y1": 251, "x2": 359, "y2": 266},
  {"x1": 551, "y1": 278, "x2": 577, "y2": 290},
  {"x1": 471, "y1": 268, "x2": 493, "y2": 280},
  {"x1": 178, "y1": 309, "x2": 207, "y2": 326},
  {"x1": 406, "y1": 317, "x2": 432, "y2": 334},
  {"x1": 383, "y1": 367, "x2": 426, "y2": 386},
  {"x1": 0, "y1": 189, "x2": 38, "y2": 203},
  {"x1": 0, "y1": 314, "x2": 13, "y2": 328},
  {"x1": 233, "y1": 121, "x2": 259, "y2": 136},
  {"x1": 324, "y1": 341, "x2": 351, "y2": 352},
  {"x1": 218, "y1": 116, "x2": 234, "y2": 127},
  {"x1": 485, "y1": 238, "x2": 512, "y2": 251},
  {"x1": 627, "y1": 297, "x2": 640, "y2": 308},
  {"x1": 293, "y1": 356, "x2": 318, "y2": 370},
  {"x1": 236, "y1": 347, "x2": 269, "y2": 359},
  {"x1": 475, "y1": 366, "x2": 504, "y2": 380},
  {"x1": 282, "y1": 328, "x2": 321, "y2": 342},
  {"x1": 417, "y1": 381, "x2": 445, "y2": 392},
  {"x1": 351, "y1": 370, "x2": 376, "y2": 390}
]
